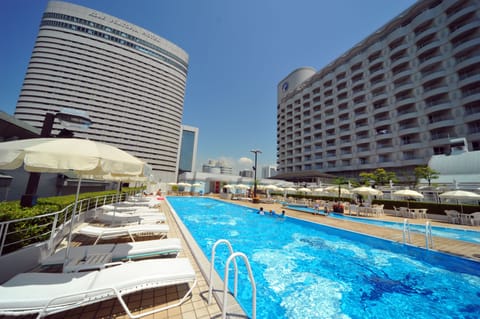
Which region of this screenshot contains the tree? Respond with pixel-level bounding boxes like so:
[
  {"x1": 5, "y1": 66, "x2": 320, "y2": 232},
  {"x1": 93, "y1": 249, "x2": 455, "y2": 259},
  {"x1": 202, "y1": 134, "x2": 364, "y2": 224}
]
[
  {"x1": 359, "y1": 168, "x2": 398, "y2": 186},
  {"x1": 414, "y1": 166, "x2": 439, "y2": 186},
  {"x1": 332, "y1": 177, "x2": 347, "y2": 199}
]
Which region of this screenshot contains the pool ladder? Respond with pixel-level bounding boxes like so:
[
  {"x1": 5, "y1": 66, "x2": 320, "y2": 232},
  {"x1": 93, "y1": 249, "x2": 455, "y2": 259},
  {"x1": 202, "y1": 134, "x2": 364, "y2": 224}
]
[
  {"x1": 425, "y1": 221, "x2": 433, "y2": 250},
  {"x1": 208, "y1": 239, "x2": 256, "y2": 319},
  {"x1": 403, "y1": 219, "x2": 411, "y2": 244},
  {"x1": 403, "y1": 219, "x2": 434, "y2": 250}
]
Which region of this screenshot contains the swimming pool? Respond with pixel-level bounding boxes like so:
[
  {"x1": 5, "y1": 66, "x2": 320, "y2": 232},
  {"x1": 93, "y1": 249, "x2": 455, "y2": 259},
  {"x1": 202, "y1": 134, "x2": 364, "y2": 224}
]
[
  {"x1": 167, "y1": 197, "x2": 480, "y2": 319},
  {"x1": 285, "y1": 205, "x2": 480, "y2": 244}
]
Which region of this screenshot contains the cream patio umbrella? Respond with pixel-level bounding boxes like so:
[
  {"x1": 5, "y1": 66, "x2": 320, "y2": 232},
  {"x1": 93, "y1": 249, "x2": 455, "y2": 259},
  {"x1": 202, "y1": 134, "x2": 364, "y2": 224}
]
[
  {"x1": 297, "y1": 187, "x2": 312, "y2": 193},
  {"x1": 0, "y1": 138, "x2": 146, "y2": 267},
  {"x1": 351, "y1": 186, "x2": 383, "y2": 197},
  {"x1": 393, "y1": 189, "x2": 424, "y2": 208},
  {"x1": 263, "y1": 184, "x2": 279, "y2": 197},
  {"x1": 439, "y1": 190, "x2": 480, "y2": 213},
  {"x1": 325, "y1": 185, "x2": 351, "y2": 197},
  {"x1": 393, "y1": 189, "x2": 424, "y2": 199}
]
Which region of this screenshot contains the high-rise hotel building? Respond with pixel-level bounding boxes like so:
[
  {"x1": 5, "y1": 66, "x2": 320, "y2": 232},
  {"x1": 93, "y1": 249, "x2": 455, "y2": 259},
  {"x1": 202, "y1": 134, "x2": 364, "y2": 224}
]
[
  {"x1": 14, "y1": 1, "x2": 189, "y2": 182},
  {"x1": 276, "y1": 0, "x2": 480, "y2": 181}
]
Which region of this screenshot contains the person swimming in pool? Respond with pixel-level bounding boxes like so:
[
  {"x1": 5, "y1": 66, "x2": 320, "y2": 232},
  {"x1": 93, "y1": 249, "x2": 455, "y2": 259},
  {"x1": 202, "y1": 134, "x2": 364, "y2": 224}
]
[{"x1": 257, "y1": 207, "x2": 265, "y2": 215}]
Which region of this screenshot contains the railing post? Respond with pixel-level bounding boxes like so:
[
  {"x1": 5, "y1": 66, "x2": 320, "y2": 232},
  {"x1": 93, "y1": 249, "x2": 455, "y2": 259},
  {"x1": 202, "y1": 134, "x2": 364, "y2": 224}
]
[
  {"x1": 0, "y1": 223, "x2": 8, "y2": 256},
  {"x1": 208, "y1": 239, "x2": 237, "y2": 304},
  {"x1": 48, "y1": 214, "x2": 59, "y2": 253},
  {"x1": 222, "y1": 252, "x2": 256, "y2": 319}
]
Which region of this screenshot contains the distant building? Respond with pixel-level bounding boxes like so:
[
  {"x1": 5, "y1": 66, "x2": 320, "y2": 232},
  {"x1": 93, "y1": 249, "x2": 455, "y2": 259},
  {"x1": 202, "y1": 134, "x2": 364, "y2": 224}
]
[
  {"x1": 178, "y1": 125, "x2": 199, "y2": 175},
  {"x1": 261, "y1": 165, "x2": 277, "y2": 178},
  {"x1": 426, "y1": 138, "x2": 480, "y2": 190},
  {"x1": 239, "y1": 170, "x2": 254, "y2": 178},
  {"x1": 13, "y1": 1, "x2": 189, "y2": 183},
  {"x1": 276, "y1": 0, "x2": 480, "y2": 182},
  {"x1": 202, "y1": 160, "x2": 233, "y2": 175}
]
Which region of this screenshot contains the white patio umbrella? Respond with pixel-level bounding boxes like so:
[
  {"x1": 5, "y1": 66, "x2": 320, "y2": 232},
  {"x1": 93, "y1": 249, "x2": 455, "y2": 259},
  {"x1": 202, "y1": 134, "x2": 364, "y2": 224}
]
[
  {"x1": 393, "y1": 189, "x2": 424, "y2": 208},
  {"x1": 0, "y1": 138, "x2": 145, "y2": 267},
  {"x1": 325, "y1": 186, "x2": 351, "y2": 196},
  {"x1": 297, "y1": 187, "x2": 311, "y2": 193},
  {"x1": 352, "y1": 186, "x2": 383, "y2": 197},
  {"x1": 264, "y1": 184, "x2": 279, "y2": 197},
  {"x1": 393, "y1": 189, "x2": 424, "y2": 199},
  {"x1": 439, "y1": 190, "x2": 480, "y2": 213}
]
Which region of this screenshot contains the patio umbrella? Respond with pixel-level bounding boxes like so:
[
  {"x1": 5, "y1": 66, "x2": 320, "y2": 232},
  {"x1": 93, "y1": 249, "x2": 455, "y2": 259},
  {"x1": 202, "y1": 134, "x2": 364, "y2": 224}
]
[
  {"x1": 297, "y1": 187, "x2": 311, "y2": 193},
  {"x1": 0, "y1": 138, "x2": 145, "y2": 266},
  {"x1": 352, "y1": 186, "x2": 383, "y2": 197},
  {"x1": 393, "y1": 189, "x2": 424, "y2": 199},
  {"x1": 325, "y1": 186, "x2": 351, "y2": 196},
  {"x1": 439, "y1": 190, "x2": 480, "y2": 213},
  {"x1": 393, "y1": 189, "x2": 424, "y2": 208}
]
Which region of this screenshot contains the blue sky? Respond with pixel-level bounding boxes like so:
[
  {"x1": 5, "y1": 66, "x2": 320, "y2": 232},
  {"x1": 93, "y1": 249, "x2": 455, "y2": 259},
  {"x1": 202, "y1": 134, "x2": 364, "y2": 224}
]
[{"x1": 0, "y1": 0, "x2": 417, "y2": 172}]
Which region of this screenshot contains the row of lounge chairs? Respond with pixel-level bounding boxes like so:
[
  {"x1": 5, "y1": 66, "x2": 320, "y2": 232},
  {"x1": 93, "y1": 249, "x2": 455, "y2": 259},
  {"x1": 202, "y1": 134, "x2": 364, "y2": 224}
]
[{"x1": 0, "y1": 196, "x2": 197, "y2": 318}]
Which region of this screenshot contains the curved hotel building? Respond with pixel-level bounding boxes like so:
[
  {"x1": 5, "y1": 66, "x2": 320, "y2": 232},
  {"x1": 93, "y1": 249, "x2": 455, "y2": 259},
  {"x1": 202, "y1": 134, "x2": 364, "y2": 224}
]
[
  {"x1": 276, "y1": 0, "x2": 480, "y2": 181},
  {"x1": 14, "y1": 1, "x2": 189, "y2": 182}
]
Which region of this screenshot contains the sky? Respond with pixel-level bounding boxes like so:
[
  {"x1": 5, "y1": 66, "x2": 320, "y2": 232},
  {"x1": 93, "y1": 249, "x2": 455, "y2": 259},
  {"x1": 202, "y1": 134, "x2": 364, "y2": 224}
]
[{"x1": 0, "y1": 0, "x2": 417, "y2": 173}]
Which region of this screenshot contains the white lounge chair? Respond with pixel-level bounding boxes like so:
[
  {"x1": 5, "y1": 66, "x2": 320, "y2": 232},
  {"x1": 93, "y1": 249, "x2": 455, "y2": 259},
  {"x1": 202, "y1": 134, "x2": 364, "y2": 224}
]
[
  {"x1": 77, "y1": 224, "x2": 169, "y2": 244},
  {"x1": 0, "y1": 258, "x2": 197, "y2": 318},
  {"x1": 445, "y1": 210, "x2": 460, "y2": 224},
  {"x1": 94, "y1": 211, "x2": 166, "y2": 224},
  {"x1": 42, "y1": 238, "x2": 182, "y2": 266}
]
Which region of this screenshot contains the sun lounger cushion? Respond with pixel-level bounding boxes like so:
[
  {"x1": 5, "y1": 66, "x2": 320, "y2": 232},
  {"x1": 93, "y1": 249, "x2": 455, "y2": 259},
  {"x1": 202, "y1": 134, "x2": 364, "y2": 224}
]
[
  {"x1": 94, "y1": 211, "x2": 166, "y2": 224},
  {"x1": 0, "y1": 258, "x2": 196, "y2": 316},
  {"x1": 78, "y1": 224, "x2": 169, "y2": 238},
  {"x1": 42, "y1": 238, "x2": 182, "y2": 265},
  {"x1": 76, "y1": 224, "x2": 169, "y2": 245}
]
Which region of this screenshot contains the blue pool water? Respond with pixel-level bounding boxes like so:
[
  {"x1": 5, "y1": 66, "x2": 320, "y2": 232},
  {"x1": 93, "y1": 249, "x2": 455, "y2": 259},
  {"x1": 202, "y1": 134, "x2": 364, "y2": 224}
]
[
  {"x1": 285, "y1": 205, "x2": 480, "y2": 244},
  {"x1": 167, "y1": 197, "x2": 480, "y2": 319}
]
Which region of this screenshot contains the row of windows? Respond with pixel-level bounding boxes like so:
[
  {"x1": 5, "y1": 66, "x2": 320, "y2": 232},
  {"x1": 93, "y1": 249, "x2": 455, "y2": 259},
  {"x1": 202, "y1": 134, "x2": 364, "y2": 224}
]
[
  {"x1": 41, "y1": 19, "x2": 188, "y2": 75},
  {"x1": 43, "y1": 12, "x2": 187, "y2": 68},
  {"x1": 280, "y1": 1, "x2": 478, "y2": 105}
]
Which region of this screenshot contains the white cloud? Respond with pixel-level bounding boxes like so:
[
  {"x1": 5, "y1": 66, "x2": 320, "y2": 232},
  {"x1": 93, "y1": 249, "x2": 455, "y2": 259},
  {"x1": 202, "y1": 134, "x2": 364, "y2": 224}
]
[{"x1": 238, "y1": 157, "x2": 253, "y2": 170}]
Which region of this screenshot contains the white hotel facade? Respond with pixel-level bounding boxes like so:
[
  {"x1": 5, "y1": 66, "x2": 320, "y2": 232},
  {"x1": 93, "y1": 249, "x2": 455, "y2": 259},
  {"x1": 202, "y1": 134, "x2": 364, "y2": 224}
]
[
  {"x1": 276, "y1": 0, "x2": 480, "y2": 181},
  {"x1": 14, "y1": 1, "x2": 189, "y2": 182}
]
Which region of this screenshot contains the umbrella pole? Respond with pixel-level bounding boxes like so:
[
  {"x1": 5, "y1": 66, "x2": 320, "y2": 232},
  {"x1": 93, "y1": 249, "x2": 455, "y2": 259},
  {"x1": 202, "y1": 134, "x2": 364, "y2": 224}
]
[
  {"x1": 112, "y1": 182, "x2": 122, "y2": 224},
  {"x1": 64, "y1": 176, "x2": 82, "y2": 269}
]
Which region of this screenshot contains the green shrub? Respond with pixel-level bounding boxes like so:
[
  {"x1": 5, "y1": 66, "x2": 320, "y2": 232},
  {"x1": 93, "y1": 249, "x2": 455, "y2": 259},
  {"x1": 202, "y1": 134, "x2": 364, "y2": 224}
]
[{"x1": 0, "y1": 189, "x2": 123, "y2": 254}]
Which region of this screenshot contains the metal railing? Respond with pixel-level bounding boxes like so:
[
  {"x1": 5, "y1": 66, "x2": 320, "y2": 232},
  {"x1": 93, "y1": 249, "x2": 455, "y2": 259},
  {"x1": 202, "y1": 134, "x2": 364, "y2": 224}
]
[
  {"x1": 208, "y1": 239, "x2": 256, "y2": 319},
  {"x1": 0, "y1": 193, "x2": 127, "y2": 256},
  {"x1": 402, "y1": 219, "x2": 411, "y2": 244}
]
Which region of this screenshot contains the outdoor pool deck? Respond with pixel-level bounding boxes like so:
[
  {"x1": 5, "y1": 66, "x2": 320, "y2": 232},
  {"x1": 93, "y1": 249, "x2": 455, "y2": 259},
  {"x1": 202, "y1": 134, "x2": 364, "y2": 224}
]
[{"x1": 2, "y1": 197, "x2": 479, "y2": 319}]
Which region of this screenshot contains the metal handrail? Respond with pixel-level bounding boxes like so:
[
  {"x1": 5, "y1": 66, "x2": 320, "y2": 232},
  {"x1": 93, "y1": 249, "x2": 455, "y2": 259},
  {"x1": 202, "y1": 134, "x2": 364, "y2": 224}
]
[
  {"x1": 403, "y1": 218, "x2": 411, "y2": 244},
  {"x1": 425, "y1": 221, "x2": 434, "y2": 249},
  {"x1": 207, "y1": 239, "x2": 256, "y2": 319},
  {"x1": 0, "y1": 192, "x2": 126, "y2": 256},
  {"x1": 222, "y1": 252, "x2": 256, "y2": 319},
  {"x1": 208, "y1": 239, "x2": 238, "y2": 304}
]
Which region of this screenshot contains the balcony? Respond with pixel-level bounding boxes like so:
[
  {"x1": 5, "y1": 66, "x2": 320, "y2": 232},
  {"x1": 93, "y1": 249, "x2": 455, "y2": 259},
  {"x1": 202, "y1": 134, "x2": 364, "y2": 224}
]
[
  {"x1": 422, "y1": 84, "x2": 449, "y2": 99},
  {"x1": 455, "y1": 51, "x2": 480, "y2": 69},
  {"x1": 418, "y1": 53, "x2": 443, "y2": 68},
  {"x1": 458, "y1": 73, "x2": 480, "y2": 87},
  {"x1": 416, "y1": 39, "x2": 441, "y2": 56},
  {"x1": 452, "y1": 36, "x2": 480, "y2": 55},
  {"x1": 428, "y1": 118, "x2": 455, "y2": 129},
  {"x1": 421, "y1": 68, "x2": 446, "y2": 82},
  {"x1": 446, "y1": 3, "x2": 478, "y2": 25}
]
